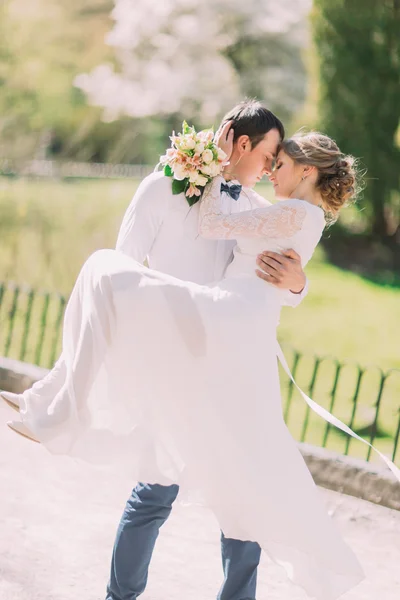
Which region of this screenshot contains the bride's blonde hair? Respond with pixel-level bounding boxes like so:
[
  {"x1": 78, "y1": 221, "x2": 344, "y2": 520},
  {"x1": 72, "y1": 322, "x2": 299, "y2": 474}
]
[{"x1": 280, "y1": 132, "x2": 362, "y2": 223}]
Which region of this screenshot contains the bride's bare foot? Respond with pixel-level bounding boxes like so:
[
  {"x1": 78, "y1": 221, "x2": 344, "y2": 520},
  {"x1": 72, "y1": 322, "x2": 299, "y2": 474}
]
[
  {"x1": 7, "y1": 421, "x2": 40, "y2": 443},
  {"x1": 0, "y1": 390, "x2": 21, "y2": 412}
]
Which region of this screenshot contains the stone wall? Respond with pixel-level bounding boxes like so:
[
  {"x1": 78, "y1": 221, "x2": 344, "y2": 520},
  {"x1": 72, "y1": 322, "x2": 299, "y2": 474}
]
[
  {"x1": 0, "y1": 357, "x2": 48, "y2": 394},
  {"x1": 300, "y1": 443, "x2": 399, "y2": 511}
]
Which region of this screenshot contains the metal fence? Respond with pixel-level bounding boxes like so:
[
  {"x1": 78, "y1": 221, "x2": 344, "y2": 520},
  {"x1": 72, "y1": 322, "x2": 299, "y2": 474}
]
[
  {"x1": 0, "y1": 281, "x2": 66, "y2": 369},
  {"x1": 279, "y1": 347, "x2": 400, "y2": 465},
  {"x1": 1, "y1": 280, "x2": 399, "y2": 465}
]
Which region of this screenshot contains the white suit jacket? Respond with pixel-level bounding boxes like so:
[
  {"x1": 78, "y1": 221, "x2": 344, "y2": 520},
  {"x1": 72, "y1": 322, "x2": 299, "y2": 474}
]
[{"x1": 116, "y1": 171, "x2": 307, "y2": 307}]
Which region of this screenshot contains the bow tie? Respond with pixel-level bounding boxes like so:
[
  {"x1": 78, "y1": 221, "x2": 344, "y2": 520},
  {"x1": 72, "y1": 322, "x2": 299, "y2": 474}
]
[{"x1": 220, "y1": 182, "x2": 242, "y2": 201}]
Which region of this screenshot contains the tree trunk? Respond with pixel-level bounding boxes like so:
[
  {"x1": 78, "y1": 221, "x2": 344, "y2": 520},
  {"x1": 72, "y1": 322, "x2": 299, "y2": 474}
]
[{"x1": 370, "y1": 178, "x2": 390, "y2": 237}]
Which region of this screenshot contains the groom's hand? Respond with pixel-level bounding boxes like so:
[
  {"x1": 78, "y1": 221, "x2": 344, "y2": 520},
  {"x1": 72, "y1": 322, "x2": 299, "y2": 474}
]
[{"x1": 255, "y1": 249, "x2": 306, "y2": 293}]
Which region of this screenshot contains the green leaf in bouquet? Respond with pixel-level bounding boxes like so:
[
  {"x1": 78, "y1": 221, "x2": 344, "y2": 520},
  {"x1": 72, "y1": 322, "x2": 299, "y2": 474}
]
[
  {"x1": 164, "y1": 164, "x2": 173, "y2": 178},
  {"x1": 172, "y1": 178, "x2": 188, "y2": 195},
  {"x1": 185, "y1": 184, "x2": 207, "y2": 206},
  {"x1": 185, "y1": 193, "x2": 201, "y2": 207},
  {"x1": 182, "y1": 121, "x2": 193, "y2": 135}
]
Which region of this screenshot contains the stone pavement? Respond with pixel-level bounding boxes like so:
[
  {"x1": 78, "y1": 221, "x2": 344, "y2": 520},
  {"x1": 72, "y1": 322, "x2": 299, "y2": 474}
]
[{"x1": 1, "y1": 401, "x2": 399, "y2": 600}]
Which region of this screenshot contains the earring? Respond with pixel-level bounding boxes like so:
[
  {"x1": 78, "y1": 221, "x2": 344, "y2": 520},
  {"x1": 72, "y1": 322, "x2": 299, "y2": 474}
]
[{"x1": 301, "y1": 175, "x2": 306, "y2": 181}]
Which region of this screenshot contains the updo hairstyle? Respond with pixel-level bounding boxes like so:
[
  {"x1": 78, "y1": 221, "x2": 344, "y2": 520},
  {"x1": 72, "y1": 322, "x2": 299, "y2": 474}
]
[{"x1": 280, "y1": 132, "x2": 362, "y2": 222}]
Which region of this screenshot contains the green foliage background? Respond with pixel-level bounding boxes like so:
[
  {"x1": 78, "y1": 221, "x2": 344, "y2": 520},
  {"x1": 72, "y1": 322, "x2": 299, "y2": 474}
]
[{"x1": 313, "y1": 0, "x2": 400, "y2": 237}]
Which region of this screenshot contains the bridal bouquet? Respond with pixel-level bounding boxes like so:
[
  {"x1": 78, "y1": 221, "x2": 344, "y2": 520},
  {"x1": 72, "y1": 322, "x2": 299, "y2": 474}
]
[{"x1": 160, "y1": 122, "x2": 228, "y2": 206}]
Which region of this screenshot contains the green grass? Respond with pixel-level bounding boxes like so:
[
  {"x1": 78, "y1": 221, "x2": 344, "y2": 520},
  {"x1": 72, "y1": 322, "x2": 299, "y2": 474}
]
[
  {"x1": 0, "y1": 177, "x2": 135, "y2": 294},
  {"x1": 279, "y1": 248, "x2": 400, "y2": 370},
  {"x1": 0, "y1": 176, "x2": 399, "y2": 465}
]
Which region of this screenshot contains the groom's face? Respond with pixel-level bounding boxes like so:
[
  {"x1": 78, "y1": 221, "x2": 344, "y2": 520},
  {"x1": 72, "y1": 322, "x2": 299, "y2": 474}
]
[{"x1": 232, "y1": 128, "x2": 281, "y2": 188}]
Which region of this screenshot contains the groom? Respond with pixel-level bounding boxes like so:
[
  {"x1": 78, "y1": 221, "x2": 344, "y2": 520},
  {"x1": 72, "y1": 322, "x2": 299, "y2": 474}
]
[{"x1": 107, "y1": 100, "x2": 308, "y2": 600}]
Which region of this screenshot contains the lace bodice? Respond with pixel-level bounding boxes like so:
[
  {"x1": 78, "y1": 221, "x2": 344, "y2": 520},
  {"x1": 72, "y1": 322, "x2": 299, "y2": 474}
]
[{"x1": 199, "y1": 175, "x2": 325, "y2": 277}]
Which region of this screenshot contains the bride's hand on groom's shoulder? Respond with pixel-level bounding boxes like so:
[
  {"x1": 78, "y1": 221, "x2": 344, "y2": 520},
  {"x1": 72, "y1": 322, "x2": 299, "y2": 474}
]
[{"x1": 214, "y1": 120, "x2": 234, "y2": 164}]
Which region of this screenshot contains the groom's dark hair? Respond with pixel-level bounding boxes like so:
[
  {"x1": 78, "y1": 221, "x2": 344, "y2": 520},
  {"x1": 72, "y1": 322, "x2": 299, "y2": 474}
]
[{"x1": 221, "y1": 99, "x2": 284, "y2": 149}]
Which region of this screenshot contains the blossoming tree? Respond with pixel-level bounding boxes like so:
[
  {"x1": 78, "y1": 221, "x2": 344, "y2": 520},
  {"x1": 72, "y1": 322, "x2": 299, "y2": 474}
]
[{"x1": 75, "y1": 0, "x2": 312, "y2": 125}]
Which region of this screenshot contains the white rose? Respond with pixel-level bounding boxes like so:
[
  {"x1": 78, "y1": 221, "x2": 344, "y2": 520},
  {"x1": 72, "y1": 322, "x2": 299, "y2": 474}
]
[
  {"x1": 202, "y1": 149, "x2": 214, "y2": 164},
  {"x1": 201, "y1": 164, "x2": 213, "y2": 176},
  {"x1": 210, "y1": 162, "x2": 222, "y2": 177},
  {"x1": 182, "y1": 136, "x2": 196, "y2": 150},
  {"x1": 195, "y1": 173, "x2": 208, "y2": 187},
  {"x1": 195, "y1": 142, "x2": 205, "y2": 154}
]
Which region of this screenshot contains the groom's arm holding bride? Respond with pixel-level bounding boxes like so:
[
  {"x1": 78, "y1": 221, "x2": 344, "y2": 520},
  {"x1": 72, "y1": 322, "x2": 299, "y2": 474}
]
[{"x1": 115, "y1": 171, "x2": 306, "y2": 297}]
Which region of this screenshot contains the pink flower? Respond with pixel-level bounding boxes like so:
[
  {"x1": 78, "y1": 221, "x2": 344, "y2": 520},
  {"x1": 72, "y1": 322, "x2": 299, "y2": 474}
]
[
  {"x1": 166, "y1": 148, "x2": 177, "y2": 159},
  {"x1": 187, "y1": 184, "x2": 201, "y2": 198},
  {"x1": 174, "y1": 154, "x2": 188, "y2": 167},
  {"x1": 198, "y1": 130, "x2": 214, "y2": 143},
  {"x1": 190, "y1": 154, "x2": 202, "y2": 168}
]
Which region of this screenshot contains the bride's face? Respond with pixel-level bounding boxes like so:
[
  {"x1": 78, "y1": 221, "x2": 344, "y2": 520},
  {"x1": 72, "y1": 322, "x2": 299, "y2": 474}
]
[{"x1": 269, "y1": 150, "x2": 304, "y2": 198}]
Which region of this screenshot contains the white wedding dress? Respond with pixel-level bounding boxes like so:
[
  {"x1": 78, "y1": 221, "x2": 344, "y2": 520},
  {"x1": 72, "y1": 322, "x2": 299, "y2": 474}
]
[{"x1": 17, "y1": 176, "x2": 366, "y2": 599}]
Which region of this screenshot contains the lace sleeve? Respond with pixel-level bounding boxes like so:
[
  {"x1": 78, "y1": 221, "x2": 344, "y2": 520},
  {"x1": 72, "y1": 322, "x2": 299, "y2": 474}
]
[{"x1": 199, "y1": 176, "x2": 307, "y2": 240}]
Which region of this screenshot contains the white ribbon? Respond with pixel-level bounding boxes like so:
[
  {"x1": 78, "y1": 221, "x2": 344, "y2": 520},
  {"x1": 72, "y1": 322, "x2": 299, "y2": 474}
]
[{"x1": 277, "y1": 344, "x2": 400, "y2": 483}]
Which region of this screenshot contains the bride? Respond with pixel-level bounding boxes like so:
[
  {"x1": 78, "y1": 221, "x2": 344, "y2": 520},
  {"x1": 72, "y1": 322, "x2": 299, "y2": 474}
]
[{"x1": 2, "y1": 130, "x2": 398, "y2": 599}]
